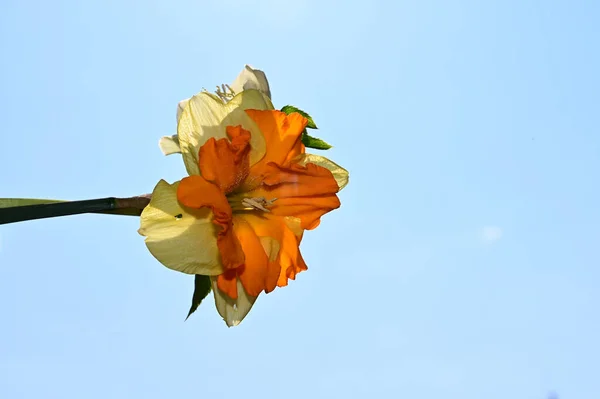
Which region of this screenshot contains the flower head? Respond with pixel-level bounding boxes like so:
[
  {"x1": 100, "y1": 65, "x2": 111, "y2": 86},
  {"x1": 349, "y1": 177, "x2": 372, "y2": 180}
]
[{"x1": 140, "y1": 68, "x2": 348, "y2": 326}]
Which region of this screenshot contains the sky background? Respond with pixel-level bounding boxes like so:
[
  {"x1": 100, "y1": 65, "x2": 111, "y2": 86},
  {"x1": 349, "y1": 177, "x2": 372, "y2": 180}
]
[{"x1": 1, "y1": 0, "x2": 599, "y2": 398}]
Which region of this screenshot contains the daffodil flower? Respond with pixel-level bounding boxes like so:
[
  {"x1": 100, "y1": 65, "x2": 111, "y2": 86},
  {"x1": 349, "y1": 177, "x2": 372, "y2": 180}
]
[
  {"x1": 139, "y1": 77, "x2": 348, "y2": 327},
  {"x1": 158, "y1": 65, "x2": 272, "y2": 156},
  {"x1": 0, "y1": 64, "x2": 348, "y2": 328}
]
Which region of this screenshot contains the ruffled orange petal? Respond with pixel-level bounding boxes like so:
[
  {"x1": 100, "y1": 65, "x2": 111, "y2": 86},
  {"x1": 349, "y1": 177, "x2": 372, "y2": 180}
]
[
  {"x1": 198, "y1": 125, "x2": 251, "y2": 194},
  {"x1": 215, "y1": 216, "x2": 273, "y2": 299},
  {"x1": 285, "y1": 140, "x2": 305, "y2": 164},
  {"x1": 241, "y1": 214, "x2": 307, "y2": 289},
  {"x1": 232, "y1": 216, "x2": 269, "y2": 297},
  {"x1": 217, "y1": 269, "x2": 238, "y2": 299},
  {"x1": 177, "y1": 175, "x2": 244, "y2": 270},
  {"x1": 259, "y1": 237, "x2": 282, "y2": 293},
  {"x1": 263, "y1": 162, "x2": 340, "y2": 196},
  {"x1": 266, "y1": 257, "x2": 281, "y2": 292},
  {"x1": 275, "y1": 219, "x2": 307, "y2": 287},
  {"x1": 242, "y1": 110, "x2": 308, "y2": 189},
  {"x1": 269, "y1": 197, "x2": 340, "y2": 230},
  {"x1": 250, "y1": 161, "x2": 341, "y2": 230}
]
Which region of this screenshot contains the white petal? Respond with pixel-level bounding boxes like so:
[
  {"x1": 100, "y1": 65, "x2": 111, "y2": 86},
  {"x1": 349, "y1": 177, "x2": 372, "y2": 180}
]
[
  {"x1": 166, "y1": 66, "x2": 272, "y2": 159},
  {"x1": 211, "y1": 277, "x2": 258, "y2": 327},
  {"x1": 177, "y1": 89, "x2": 273, "y2": 176},
  {"x1": 176, "y1": 99, "x2": 190, "y2": 123},
  {"x1": 138, "y1": 180, "x2": 223, "y2": 275},
  {"x1": 230, "y1": 65, "x2": 272, "y2": 100},
  {"x1": 158, "y1": 135, "x2": 181, "y2": 155},
  {"x1": 163, "y1": 97, "x2": 209, "y2": 156},
  {"x1": 293, "y1": 154, "x2": 350, "y2": 191}
]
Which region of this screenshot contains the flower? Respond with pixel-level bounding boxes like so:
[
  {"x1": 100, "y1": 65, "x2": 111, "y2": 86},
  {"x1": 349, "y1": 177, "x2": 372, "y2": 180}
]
[
  {"x1": 158, "y1": 65, "x2": 272, "y2": 156},
  {"x1": 139, "y1": 71, "x2": 348, "y2": 327}
]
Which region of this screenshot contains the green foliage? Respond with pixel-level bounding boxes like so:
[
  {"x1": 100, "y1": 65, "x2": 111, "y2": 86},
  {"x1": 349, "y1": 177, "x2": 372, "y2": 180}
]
[
  {"x1": 281, "y1": 105, "x2": 318, "y2": 129},
  {"x1": 186, "y1": 275, "x2": 212, "y2": 320},
  {"x1": 280, "y1": 105, "x2": 333, "y2": 150},
  {"x1": 301, "y1": 133, "x2": 332, "y2": 150}
]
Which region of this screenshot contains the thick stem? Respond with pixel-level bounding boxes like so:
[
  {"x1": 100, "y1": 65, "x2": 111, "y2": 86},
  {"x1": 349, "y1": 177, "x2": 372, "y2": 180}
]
[{"x1": 0, "y1": 195, "x2": 151, "y2": 225}]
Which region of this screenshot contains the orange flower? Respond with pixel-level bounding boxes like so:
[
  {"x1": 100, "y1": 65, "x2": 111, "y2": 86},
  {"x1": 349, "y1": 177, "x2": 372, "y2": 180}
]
[
  {"x1": 179, "y1": 110, "x2": 341, "y2": 295},
  {"x1": 139, "y1": 88, "x2": 348, "y2": 326}
]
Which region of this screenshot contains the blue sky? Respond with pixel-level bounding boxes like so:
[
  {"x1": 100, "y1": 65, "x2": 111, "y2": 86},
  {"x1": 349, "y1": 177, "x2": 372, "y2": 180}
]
[{"x1": 1, "y1": 0, "x2": 599, "y2": 397}]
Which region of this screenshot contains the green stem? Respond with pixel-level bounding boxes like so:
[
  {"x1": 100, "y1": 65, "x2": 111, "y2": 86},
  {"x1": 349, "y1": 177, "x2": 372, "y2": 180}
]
[{"x1": 0, "y1": 195, "x2": 151, "y2": 225}]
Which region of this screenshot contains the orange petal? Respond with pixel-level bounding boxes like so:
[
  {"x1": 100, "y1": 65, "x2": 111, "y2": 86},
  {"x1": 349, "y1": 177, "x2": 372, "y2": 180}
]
[
  {"x1": 241, "y1": 214, "x2": 308, "y2": 289},
  {"x1": 217, "y1": 269, "x2": 238, "y2": 300},
  {"x1": 285, "y1": 140, "x2": 305, "y2": 164},
  {"x1": 177, "y1": 175, "x2": 244, "y2": 270},
  {"x1": 270, "y1": 197, "x2": 340, "y2": 230},
  {"x1": 198, "y1": 126, "x2": 251, "y2": 194},
  {"x1": 242, "y1": 110, "x2": 308, "y2": 189},
  {"x1": 250, "y1": 162, "x2": 341, "y2": 230},
  {"x1": 259, "y1": 236, "x2": 282, "y2": 293},
  {"x1": 227, "y1": 125, "x2": 252, "y2": 157},
  {"x1": 266, "y1": 260, "x2": 281, "y2": 293},
  {"x1": 276, "y1": 218, "x2": 307, "y2": 287},
  {"x1": 231, "y1": 216, "x2": 270, "y2": 297},
  {"x1": 177, "y1": 175, "x2": 230, "y2": 215},
  {"x1": 263, "y1": 162, "x2": 340, "y2": 197},
  {"x1": 216, "y1": 221, "x2": 246, "y2": 270}
]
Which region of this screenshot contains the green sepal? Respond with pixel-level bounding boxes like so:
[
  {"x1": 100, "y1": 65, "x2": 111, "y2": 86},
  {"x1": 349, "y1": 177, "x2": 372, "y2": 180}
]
[
  {"x1": 280, "y1": 105, "x2": 318, "y2": 129},
  {"x1": 185, "y1": 275, "x2": 212, "y2": 320},
  {"x1": 281, "y1": 105, "x2": 332, "y2": 150},
  {"x1": 301, "y1": 132, "x2": 333, "y2": 150}
]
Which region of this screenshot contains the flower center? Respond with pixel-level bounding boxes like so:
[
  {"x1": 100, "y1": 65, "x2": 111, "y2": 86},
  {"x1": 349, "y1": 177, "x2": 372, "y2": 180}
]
[
  {"x1": 228, "y1": 195, "x2": 277, "y2": 213},
  {"x1": 203, "y1": 84, "x2": 236, "y2": 102}
]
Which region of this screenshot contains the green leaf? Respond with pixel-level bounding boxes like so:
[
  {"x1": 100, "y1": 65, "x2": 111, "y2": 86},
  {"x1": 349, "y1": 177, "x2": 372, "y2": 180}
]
[
  {"x1": 281, "y1": 105, "x2": 318, "y2": 129},
  {"x1": 280, "y1": 105, "x2": 332, "y2": 149},
  {"x1": 301, "y1": 131, "x2": 332, "y2": 150},
  {"x1": 186, "y1": 275, "x2": 212, "y2": 320}
]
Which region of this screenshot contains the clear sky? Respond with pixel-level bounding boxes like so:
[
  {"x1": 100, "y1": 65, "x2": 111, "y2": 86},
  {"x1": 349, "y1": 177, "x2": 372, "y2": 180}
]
[{"x1": 1, "y1": 0, "x2": 599, "y2": 398}]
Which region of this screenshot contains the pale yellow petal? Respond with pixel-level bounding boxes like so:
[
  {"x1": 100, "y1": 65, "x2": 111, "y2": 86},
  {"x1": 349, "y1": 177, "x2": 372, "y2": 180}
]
[
  {"x1": 177, "y1": 89, "x2": 273, "y2": 176},
  {"x1": 176, "y1": 99, "x2": 190, "y2": 123},
  {"x1": 138, "y1": 180, "x2": 223, "y2": 275},
  {"x1": 293, "y1": 154, "x2": 349, "y2": 190},
  {"x1": 158, "y1": 135, "x2": 181, "y2": 155},
  {"x1": 211, "y1": 277, "x2": 257, "y2": 327},
  {"x1": 230, "y1": 65, "x2": 272, "y2": 100},
  {"x1": 168, "y1": 66, "x2": 272, "y2": 160},
  {"x1": 165, "y1": 97, "x2": 215, "y2": 156},
  {"x1": 156, "y1": 99, "x2": 189, "y2": 156}
]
